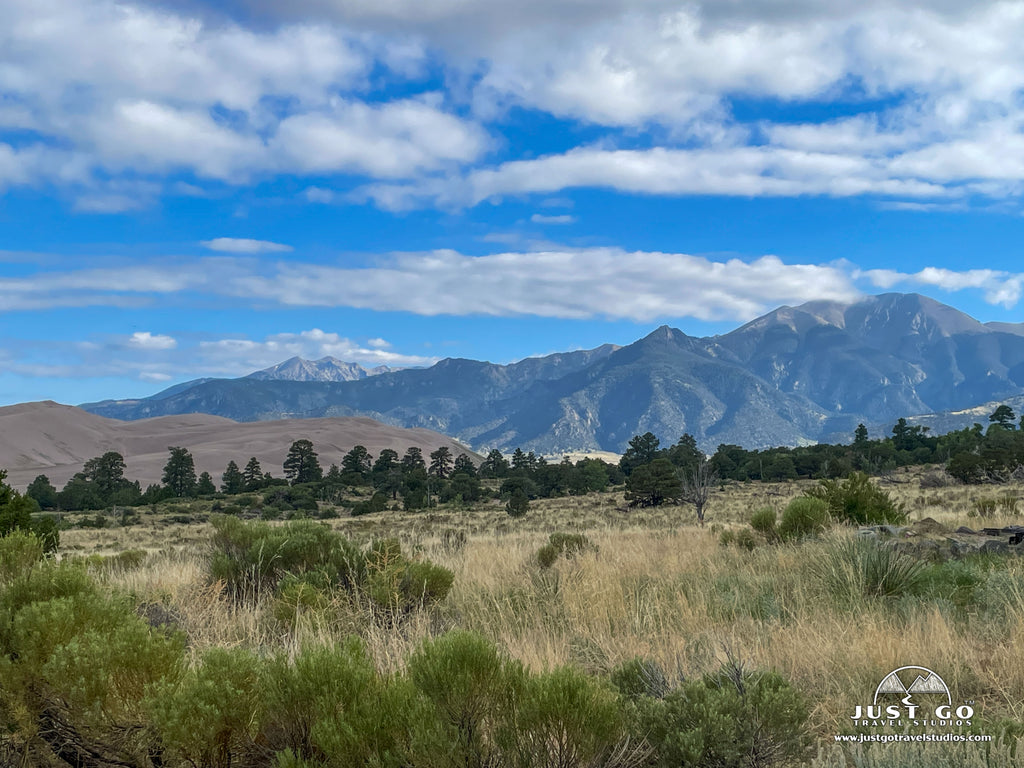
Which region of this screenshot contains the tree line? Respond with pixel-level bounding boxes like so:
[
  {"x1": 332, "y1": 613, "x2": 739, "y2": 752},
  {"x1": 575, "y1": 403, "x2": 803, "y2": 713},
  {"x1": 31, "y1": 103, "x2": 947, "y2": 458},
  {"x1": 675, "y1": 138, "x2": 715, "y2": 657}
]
[{"x1": 15, "y1": 403, "x2": 1024, "y2": 518}]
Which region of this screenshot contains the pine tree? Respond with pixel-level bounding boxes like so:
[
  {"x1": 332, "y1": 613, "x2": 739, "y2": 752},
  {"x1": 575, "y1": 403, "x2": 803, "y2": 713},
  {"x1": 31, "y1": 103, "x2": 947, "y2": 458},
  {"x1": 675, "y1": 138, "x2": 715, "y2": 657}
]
[
  {"x1": 284, "y1": 439, "x2": 323, "y2": 485},
  {"x1": 242, "y1": 457, "x2": 263, "y2": 490},
  {"x1": 221, "y1": 461, "x2": 245, "y2": 494},
  {"x1": 162, "y1": 446, "x2": 197, "y2": 498}
]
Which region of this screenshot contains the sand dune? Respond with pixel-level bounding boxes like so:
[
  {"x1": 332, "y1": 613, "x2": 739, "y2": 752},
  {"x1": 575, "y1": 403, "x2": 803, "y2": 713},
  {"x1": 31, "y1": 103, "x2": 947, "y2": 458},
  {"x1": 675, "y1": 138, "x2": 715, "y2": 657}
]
[{"x1": 0, "y1": 401, "x2": 476, "y2": 490}]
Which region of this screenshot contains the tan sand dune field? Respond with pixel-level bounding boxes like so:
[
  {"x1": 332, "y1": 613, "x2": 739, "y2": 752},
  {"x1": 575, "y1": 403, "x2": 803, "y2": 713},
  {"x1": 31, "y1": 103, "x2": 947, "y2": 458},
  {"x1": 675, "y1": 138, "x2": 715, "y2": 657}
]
[{"x1": 0, "y1": 401, "x2": 474, "y2": 490}]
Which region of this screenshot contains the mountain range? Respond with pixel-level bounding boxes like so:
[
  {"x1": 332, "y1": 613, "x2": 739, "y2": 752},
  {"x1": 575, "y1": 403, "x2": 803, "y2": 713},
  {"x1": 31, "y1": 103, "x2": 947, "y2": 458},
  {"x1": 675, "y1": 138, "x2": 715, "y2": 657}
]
[{"x1": 80, "y1": 293, "x2": 1024, "y2": 453}]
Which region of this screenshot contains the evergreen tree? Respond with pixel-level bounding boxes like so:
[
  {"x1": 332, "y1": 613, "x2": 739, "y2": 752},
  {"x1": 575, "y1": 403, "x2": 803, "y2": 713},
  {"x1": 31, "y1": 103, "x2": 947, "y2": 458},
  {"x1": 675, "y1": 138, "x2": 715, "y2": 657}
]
[
  {"x1": 625, "y1": 458, "x2": 681, "y2": 508},
  {"x1": 401, "y1": 446, "x2": 425, "y2": 473},
  {"x1": 340, "y1": 444, "x2": 372, "y2": 482},
  {"x1": 990, "y1": 404, "x2": 1017, "y2": 431},
  {"x1": 619, "y1": 432, "x2": 661, "y2": 475},
  {"x1": 428, "y1": 446, "x2": 453, "y2": 479},
  {"x1": 162, "y1": 446, "x2": 197, "y2": 498},
  {"x1": 26, "y1": 474, "x2": 58, "y2": 510},
  {"x1": 242, "y1": 457, "x2": 263, "y2": 490},
  {"x1": 0, "y1": 470, "x2": 57, "y2": 552},
  {"x1": 453, "y1": 453, "x2": 477, "y2": 478},
  {"x1": 196, "y1": 471, "x2": 216, "y2": 495},
  {"x1": 284, "y1": 439, "x2": 323, "y2": 484},
  {"x1": 82, "y1": 451, "x2": 127, "y2": 499},
  {"x1": 479, "y1": 449, "x2": 510, "y2": 478},
  {"x1": 221, "y1": 460, "x2": 245, "y2": 494}
]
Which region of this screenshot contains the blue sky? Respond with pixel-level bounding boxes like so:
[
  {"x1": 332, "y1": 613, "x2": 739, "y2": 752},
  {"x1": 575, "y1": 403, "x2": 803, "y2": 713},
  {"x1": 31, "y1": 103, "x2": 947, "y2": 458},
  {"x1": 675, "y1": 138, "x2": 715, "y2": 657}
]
[{"x1": 3, "y1": 0, "x2": 1024, "y2": 406}]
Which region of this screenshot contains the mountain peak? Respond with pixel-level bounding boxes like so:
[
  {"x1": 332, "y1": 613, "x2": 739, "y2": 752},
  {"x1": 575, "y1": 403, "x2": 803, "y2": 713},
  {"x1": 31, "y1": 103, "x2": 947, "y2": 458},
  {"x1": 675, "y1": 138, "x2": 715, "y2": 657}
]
[{"x1": 246, "y1": 357, "x2": 388, "y2": 383}]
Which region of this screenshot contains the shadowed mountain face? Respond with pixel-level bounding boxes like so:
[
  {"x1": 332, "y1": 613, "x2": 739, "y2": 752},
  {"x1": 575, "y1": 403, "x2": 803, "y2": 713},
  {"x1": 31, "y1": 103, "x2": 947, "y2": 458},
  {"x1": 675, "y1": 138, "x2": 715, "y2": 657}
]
[{"x1": 80, "y1": 294, "x2": 1024, "y2": 453}]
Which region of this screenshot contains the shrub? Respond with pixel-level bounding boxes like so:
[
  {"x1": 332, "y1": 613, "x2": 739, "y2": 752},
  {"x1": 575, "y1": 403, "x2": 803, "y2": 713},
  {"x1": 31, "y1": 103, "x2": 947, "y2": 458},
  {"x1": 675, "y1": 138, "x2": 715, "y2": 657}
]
[
  {"x1": 805, "y1": 472, "x2": 906, "y2": 526},
  {"x1": 0, "y1": 551, "x2": 184, "y2": 766},
  {"x1": 208, "y1": 515, "x2": 364, "y2": 599},
  {"x1": 537, "y1": 543, "x2": 560, "y2": 568},
  {"x1": 509, "y1": 666, "x2": 625, "y2": 768},
  {"x1": 999, "y1": 494, "x2": 1019, "y2": 514},
  {"x1": 718, "y1": 529, "x2": 737, "y2": 548},
  {"x1": 408, "y1": 630, "x2": 526, "y2": 768},
  {"x1": 749, "y1": 507, "x2": 779, "y2": 542},
  {"x1": 536, "y1": 532, "x2": 592, "y2": 568},
  {"x1": 734, "y1": 528, "x2": 758, "y2": 551},
  {"x1": 610, "y1": 657, "x2": 669, "y2": 701},
  {"x1": 778, "y1": 497, "x2": 830, "y2": 541},
  {"x1": 505, "y1": 488, "x2": 530, "y2": 517},
  {"x1": 147, "y1": 647, "x2": 263, "y2": 768},
  {"x1": 815, "y1": 537, "x2": 926, "y2": 603},
  {"x1": 637, "y1": 657, "x2": 811, "y2": 768},
  {"x1": 261, "y1": 638, "x2": 410, "y2": 763}
]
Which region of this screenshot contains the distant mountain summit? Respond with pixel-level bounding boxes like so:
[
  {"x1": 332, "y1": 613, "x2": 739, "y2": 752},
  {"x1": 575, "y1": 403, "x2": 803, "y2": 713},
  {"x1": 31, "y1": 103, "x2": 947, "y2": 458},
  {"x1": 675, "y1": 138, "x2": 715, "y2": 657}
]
[
  {"x1": 246, "y1": 356, "x2": 393, "y2": 382},
  {"x1": 79, "y1": 293, "x2": 1024, "y2": 453}
]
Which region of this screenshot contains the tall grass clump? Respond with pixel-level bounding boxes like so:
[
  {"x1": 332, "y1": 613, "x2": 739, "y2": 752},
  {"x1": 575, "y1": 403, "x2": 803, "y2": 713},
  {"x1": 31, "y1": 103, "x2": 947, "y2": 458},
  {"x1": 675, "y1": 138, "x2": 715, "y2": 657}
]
[
  {"x1": 805, "y1": 472, "x2": 906, "y2": 526},
  {"x1": 815, "y1": 536, "x2": 926, "y2": 603}
]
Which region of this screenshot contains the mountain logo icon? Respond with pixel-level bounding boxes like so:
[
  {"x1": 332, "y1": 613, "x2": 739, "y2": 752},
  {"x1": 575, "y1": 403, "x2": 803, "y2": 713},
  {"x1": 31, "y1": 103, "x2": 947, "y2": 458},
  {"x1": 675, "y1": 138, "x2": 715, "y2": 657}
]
[{"x1": 873, "y1": 666, "x2": 952, "y2": 707}]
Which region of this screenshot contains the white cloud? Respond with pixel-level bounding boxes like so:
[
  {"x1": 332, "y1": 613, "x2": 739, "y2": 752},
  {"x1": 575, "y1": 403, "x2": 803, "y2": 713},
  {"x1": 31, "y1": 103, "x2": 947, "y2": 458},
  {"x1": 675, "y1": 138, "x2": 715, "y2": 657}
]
[
  {"x1": 361, "y1": 145, "x2": 951, "y2": 210},
  {"x1": 128, "y1": 331, "x2": 177, "y2": 350},
  {"x1": 1, "y1": 328, "x2": 435, "y2": 384},
  {"x1": 196, "y1": 329, "x2": 435, "y2": 372},
  {"x1": 0, "y1": 0, "x2": 484, "y2": 193},
  {"x1": 530, "y1": 214, "x2": 576, "y2": 224},
  {"x1": 859, "y1": 266, "x2": 1024, "y2": 307},
  {"x1": 7, "y1": 0, "x2": 1024, "y2": 209},
  {"x1": 223, "y1": 249, "x2": 861, "y2": 322},
  {"x1": 201, "y1": 238, "x2": 293, "y2": 254}
]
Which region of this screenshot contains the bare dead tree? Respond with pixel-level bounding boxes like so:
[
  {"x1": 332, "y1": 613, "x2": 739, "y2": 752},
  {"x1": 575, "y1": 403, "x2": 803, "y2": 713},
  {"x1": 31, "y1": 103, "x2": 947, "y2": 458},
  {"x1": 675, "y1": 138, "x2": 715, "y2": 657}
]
[{"x1": 680, "y1": 455, "x2": 717, "y2": 526}]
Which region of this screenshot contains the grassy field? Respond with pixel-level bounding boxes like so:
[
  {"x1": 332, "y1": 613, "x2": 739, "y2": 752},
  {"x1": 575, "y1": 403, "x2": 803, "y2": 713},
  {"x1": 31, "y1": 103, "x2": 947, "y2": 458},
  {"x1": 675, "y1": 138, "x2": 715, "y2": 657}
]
[{"x1": 51, "y1": 468, "x2": 1024, "y2": 762}]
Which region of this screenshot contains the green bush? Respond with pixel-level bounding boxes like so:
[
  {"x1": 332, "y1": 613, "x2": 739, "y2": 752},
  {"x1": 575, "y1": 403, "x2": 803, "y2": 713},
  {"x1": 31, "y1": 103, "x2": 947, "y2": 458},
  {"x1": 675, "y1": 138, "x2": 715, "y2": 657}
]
[
  {"x1": 260, "y1": 638, "x2": 436, "y2": 766},
  {"x1": 778, "y1": 497, "x2": 830, "y2": 541},
  {"x1": 815, "y1": 537, "x2": 926, "y2": 603},
  {"x1": 734, "y1": 528, "x2": 758, "y2": 551},
  {"x1": 208, "y1": 514, "x2": 364, "y2": 598},
  {"x1": 536, "y1": 532, "x2": 592, "y2": 569},
  {"x1": 637, "y1": 658, "x2": 811, "y2": 768},
  {"x1": 805, "y1": 472, "x2": 906, "y2": 526},
  {"x1": 510, "y1": 666, "x2": 625, "y2": 768},
  {"x1": 0, "y1": 550, "x2": 183, "y2": 766},
  {"x1": 610, "y1": 657, "x2": 669, "y2": 701},
  {"x1": 408, "y1": 630, "x2": 526, "y2": 768},
  {"x1": 147, "y1": 647, "x2": 263, "y2": 768},
  {"x1": 718, "y1": 529, "x2": 737, "y2": 547},
  {"x1": 749, "y1": 507, "x2": 779, "y2": 542}
]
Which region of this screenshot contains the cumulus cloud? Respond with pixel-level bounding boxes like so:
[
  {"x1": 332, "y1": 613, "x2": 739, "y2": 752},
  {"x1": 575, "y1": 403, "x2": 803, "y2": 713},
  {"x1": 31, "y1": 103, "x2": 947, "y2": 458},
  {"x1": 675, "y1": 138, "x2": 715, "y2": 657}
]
[
  {"x1": 201, "y1": 238, "x2": 293, "y2": 254},
  {"x1": 360, "y1": 145, "x2": 952, "y2": 210},
  {"x1": 860, "y1": 266, "x2": 1024, "y2": 307},
  {"x1": 6, "y1": 0, "x2": 1024, "y2": 208},
  {"x1": 9, "y1": 249, "x2": 1024, "y2": 319},
  {"x1": 0, "y1": 0, "x2": 484, "y2": 193},
  {"x1": 128, "y1": 331, "x2": 177, "y2": 350},
  {"x1": 197, "y1": 329, "x2": 434, "y2": 372},
  {"x1": 2, "y1": 328, "x2": 434, "y2": 384}
]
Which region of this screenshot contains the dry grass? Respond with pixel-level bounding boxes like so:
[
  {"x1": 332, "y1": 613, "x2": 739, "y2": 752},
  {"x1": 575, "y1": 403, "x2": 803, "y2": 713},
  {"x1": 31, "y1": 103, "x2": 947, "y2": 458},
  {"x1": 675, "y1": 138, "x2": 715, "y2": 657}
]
[{"x1": 62, "y1": 468, "x2": 1024, "y2": 743}]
